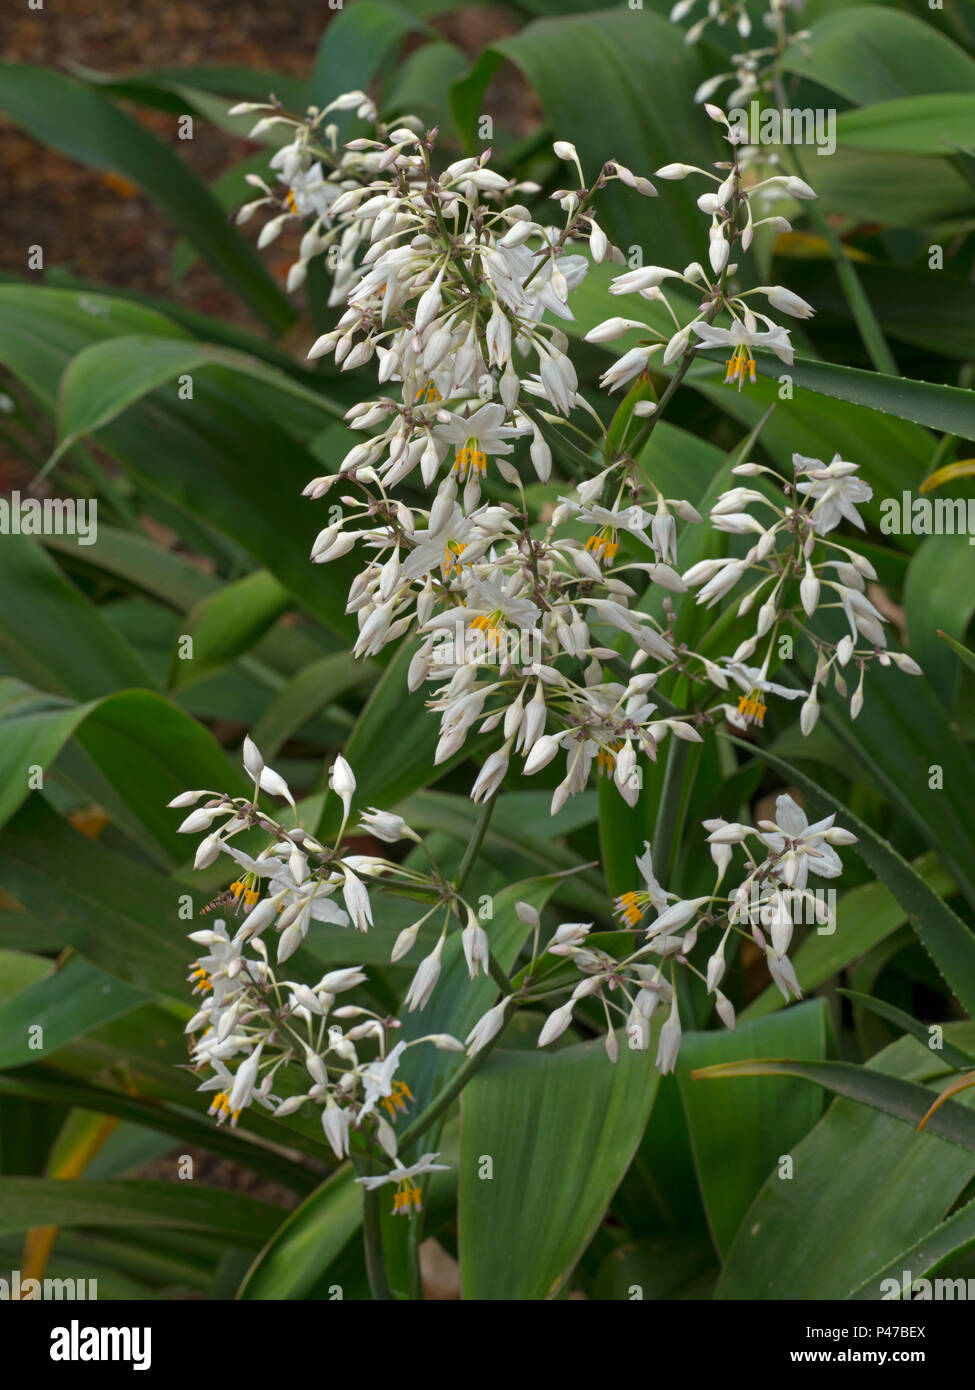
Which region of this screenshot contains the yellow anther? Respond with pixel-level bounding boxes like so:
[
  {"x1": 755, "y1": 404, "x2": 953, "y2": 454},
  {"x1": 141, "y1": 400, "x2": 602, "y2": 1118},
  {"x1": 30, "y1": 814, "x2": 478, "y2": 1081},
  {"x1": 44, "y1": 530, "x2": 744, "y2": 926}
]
[
  {"x1": 617, "y1": 890, "x2": 643, "y2": 927},
  {"x1": 736, "y1": 692, "x2": 767, "y2": 726},
  {"x1": 453, "y1": 444, "x2": 487, "y2": 477},
  {"x1": 585, "y1": 532, "x2": 619, "y2": 562}
]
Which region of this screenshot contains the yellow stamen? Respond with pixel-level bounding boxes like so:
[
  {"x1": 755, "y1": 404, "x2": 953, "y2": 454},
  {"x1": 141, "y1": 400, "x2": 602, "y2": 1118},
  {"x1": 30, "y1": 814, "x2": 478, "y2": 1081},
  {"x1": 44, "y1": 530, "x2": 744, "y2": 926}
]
[
  {"x1": 443, "y1": 539, "x2": 466, "y2": 578},
  {"x1": 724, "y1": 347, "x2": 757, "y2": 391},
  {"x1": 736, "y1": 691, "x2": 767, "y2": 726},
  {"x1": 585, "y1": 532, "x2": 619, "y2": 562},
  {"x1": 617, "y1": 890, "x2": 643, "y2": 927},
  {"x1": 453, "y1": 442, "x2": 487, "y2": 478}
]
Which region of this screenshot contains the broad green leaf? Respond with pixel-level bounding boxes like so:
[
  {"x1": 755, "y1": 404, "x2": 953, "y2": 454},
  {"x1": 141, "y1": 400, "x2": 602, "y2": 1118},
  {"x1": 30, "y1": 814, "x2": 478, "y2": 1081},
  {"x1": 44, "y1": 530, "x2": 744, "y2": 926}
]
[
  {"x1": 0, "y1": 679, "x2": 246, "y2": 863},
  {"x1": 713, "y1": 1032, "x2": 975, "y2": 1298},
  {"x1": 307, "y1": 0, "x2": 431, "y2": 110},
  {"x1": 168, "y1": 570, "x2": 291, "y2": 691},
  {"x1": 0, "y1": 1177, "x2": 282, "y2": 1247},
  {"x1": 0, "y1": 797, "x2": 193, "y2": 999},
  {"x1": 939, "y1": 628, "x2": 975, "y2": 677},
  {"x1": 67, "y1": 62, "x2": 307, "y2": 114},
  {"x1": 250, "y1": 653, "x2": 375, "y2": 758},
  {"x1": 53, "y1": 335, "x2": 343, "y2": 470},
  {"x1": 237, "y1": 1163, "x2": 362, "y2": 1300},
  {"x1": 676, "y1": 1001, "x2": 829, "y2": 1257},
  {"x1": 0, "y1": 1069, "x2": 313, "y2": 1193},
  {"x1": 318, "y1": 638, "x2": 457, "y2": 836},
  {"x1": 397, "y1": 879, "x2": 559, "y2": 1130},
  {"x1": 710, "y1": 351, "x2": 975, "y2": 442},
  {"x1": 0, "y1": 538, "x2": 150, "y2": 700},
  {"x1": 0, "y1": 286, "x2": 358, "y2": 637},
  {"x1": 689, "y1": 368, "x2": 930, "y2": 542},
  {"x1": 0, "y1": 66, "x2": 293, "y2": 330},
  {"x1": 850, "y1": 1196, "x2": 975, "y2": 1300},
  {"x1": 904, "y1": 534, "x2": 975, "y2": 704},
  {"x1": 0, "y1": 957, "x2": 144, "y2": 1070},
  {"x1": 836, "y1": 94, "x2": 975, "y2": 154},
  {"x1": 459, "y1": 1034, "x2": 659, "y2": 1299},
  {"x1": 785, "y1": 7, "x2": 975, "y2": 104},
  {"x1": 695, "y1": 1056, "x2": 975, "y2": 1154}
]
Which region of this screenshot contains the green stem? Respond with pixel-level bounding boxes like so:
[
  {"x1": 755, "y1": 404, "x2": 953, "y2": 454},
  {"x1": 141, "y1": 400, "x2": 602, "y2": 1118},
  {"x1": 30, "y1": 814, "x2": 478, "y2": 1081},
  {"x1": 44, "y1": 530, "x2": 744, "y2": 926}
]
[
  {"x1": 399, "y1": 1017, "x2": 510, "y2": 1149},
  {"x1": 453, "y1": 792, "x2": 497, "y2": 893}
]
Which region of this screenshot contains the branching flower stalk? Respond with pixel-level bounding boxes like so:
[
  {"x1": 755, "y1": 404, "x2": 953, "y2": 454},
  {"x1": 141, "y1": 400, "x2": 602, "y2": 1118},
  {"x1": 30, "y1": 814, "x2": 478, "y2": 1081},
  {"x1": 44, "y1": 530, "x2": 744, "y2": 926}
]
[{"x1": 168, "y1": 88, "x2": 923, "y2": 1234}]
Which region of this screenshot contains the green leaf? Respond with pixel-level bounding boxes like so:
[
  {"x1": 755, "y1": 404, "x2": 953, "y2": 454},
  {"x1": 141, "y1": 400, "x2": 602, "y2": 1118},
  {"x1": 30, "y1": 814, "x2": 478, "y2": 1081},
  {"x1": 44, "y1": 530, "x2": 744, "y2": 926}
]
[
  {"x1": 237, "y1": 1163, "x2": 362, "y2": 1299},
  {"x1": 168, "y1": 570, "x2": 291, "y2": 691},
  {"x1": 0, "y1": 1072, "x2": 315, "y2": 1194},
  {"x1": 458, "y1": 1034, "x2": 659, "y2": 1299},
  {"x1": 712, "y1": 1033, "x2": 975, "y2": 1298},
  {"x1": 695, "y1": 1056, "x2": 975, "y2": 1154},
  {"x1": 0, "y1": 957, "x2": 145, "y2": 1070},
  {"x1": 0, "y1": 797, "x2": 193, "y2": 999},
  {"x1": 836, "y1": 94, "x2": 975, "y2": 154},
  {"x1": 0, "y1": 538, "x2": 151, "y2": 700},
  {"x1": 849, "y1": 1196, "x2": 975, "y2": 1300},
  {"x1": 318, "y1": 638, "x2": 456, "y2": 836},
  {"x1": 785, "y1": 7, "x2": 975, "y2": 104},
  {"x1": 52, "y1": 335, "x2": 343, "y2": 471},
  {"x1": 307, "y1": 0, "x2": 431, "y2": 109},
  {"x1": 706, "y1": 351, "x2": 975, "y2": 442},
  {"x1": 676, "y1": 1001, "x2": 829, "y2": 1257},
  {"x1": 250, "y1": 653, "x2": 375, "y2": 759},
  {"x1": 0, "y1": 679, "x2": 246, "y2": 863},
  {"x1": 0, "y1": 286, "x2": 358, "y2": 637},
  {"x1": 0, "y1": 1177, "x2": 282, "y2": 1246},
  {"x1": 904, "y1": 534, "x2": 975, "y2": 705},
  {"x1": 837, "y1": 989, "x2": 975, "y2": 1071},
  {"x1": 939, "y1": 628, "x2": 975, "y2": 677},
  {"x1": 0, "y1": 65, "x2": 293, "y2": 331},
  {"x1": 398, "y1": 879, "x2": 559, "y2": 1129}
]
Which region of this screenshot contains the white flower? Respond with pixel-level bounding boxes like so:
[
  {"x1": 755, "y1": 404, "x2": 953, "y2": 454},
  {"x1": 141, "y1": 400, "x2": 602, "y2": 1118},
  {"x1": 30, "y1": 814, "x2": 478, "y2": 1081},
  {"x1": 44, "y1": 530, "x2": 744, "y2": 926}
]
[
  {"x1": 357, "y1": 808, "x2": 420, "y2": 843},
  {"x1": 465, "y1": 999, "x2": 510, "y2": 1056},
  {"x1": 758, "y1": 794, "x2": 847, "y2": 890},
  {"x1": 433, "y1": 402, "x2": 527, "y2": 459},
  {"x1": 329, "y1": 755, "x2": 356, "y2": 818},
  {"x1": 691, "y1": 320, "x2": 794, "y2": 366},
  {"x1": 354, "y1": 1152, "x2": 450, "y2": 1202},
  {"x1": 795, "y1": 454, "x2": 873, "y2": 533},
  {"x1": 243, "y1": 736, "x2": 295, "y2": 807},
  {"x1": 405, "y1": 938, "x2": 444, "y2": 1011},
  {"x1": 655, "y1": 997, "x2": 682, "y2": 1075}
]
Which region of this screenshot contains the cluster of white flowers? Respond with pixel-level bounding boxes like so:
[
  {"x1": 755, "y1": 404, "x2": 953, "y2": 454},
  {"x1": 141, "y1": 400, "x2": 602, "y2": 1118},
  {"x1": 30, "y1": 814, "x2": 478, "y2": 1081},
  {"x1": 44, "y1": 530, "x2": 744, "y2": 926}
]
[
  {"x1": 168, "y1": 87, "x2": 925, "y2": 1136},
  {"x1": 509, "y1": 792, "x2": 856, "y2": 1074},
  {"x1": 230, "y1": 92, "x2": 892, "y2": 817},
  {"x1": 673, "y1": 0, "x2": 810, "y2": 110},
  {"x1": 683, "y1": 452, "x2": 921, "y2": 732}
]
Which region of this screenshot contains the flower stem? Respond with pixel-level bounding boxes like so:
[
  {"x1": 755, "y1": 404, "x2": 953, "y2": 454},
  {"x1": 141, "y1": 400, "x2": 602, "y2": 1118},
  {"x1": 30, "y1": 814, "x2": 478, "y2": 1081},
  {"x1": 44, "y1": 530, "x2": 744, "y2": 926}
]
[
  {"x1": 454, "y1": 792, "x2": 497, "y2": 893},
  {"x1": 398, "y1": 1017, "x2": 510, "y2": 1149}
]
